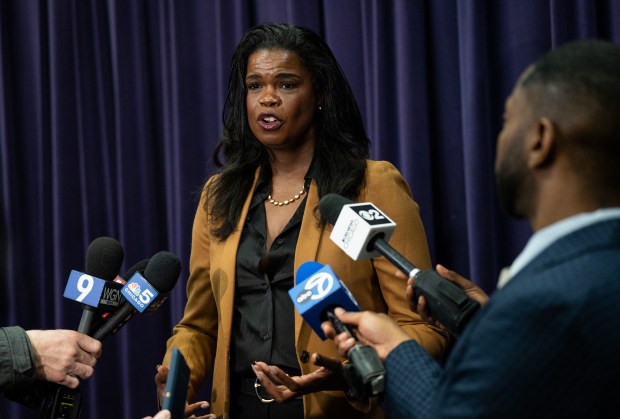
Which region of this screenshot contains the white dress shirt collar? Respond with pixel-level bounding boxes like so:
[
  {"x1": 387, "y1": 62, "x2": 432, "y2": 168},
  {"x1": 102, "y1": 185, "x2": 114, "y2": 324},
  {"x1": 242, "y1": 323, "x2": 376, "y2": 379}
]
[{"x1": 497, "y1": 208, "x2": 620, "y2": 288}]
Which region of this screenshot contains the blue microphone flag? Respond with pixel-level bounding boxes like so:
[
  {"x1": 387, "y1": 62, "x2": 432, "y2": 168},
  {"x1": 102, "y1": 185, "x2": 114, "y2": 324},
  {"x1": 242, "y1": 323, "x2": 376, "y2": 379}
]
[
  {"x1": 290, "y1": 261, "x2": 360, "y2": 340},
  {"x1": 64, "y1": 270, "x2": 106, "y2": 307},
  {"x1": 121, "y1": 272, "x2": 160, "y2": 313}
]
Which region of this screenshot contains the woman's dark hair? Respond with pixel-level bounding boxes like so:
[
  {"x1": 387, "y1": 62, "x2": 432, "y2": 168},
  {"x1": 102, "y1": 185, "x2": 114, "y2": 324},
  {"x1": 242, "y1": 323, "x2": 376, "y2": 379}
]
[{"x1": 207, "y1": 23, "x2": 370, "y2": 239}]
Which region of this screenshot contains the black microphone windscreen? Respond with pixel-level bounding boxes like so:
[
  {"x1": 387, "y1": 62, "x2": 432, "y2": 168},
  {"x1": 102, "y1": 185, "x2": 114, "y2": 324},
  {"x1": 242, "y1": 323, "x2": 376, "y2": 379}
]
[
  {"x1": 144, "y1": 251, "x2": 181, "y2": 293},
  {"x1": 318, "y1": 194, "x2": 354, "y2": 225},
  {"x1": 85, "y1": 237, "x2": 124, "y2": 281},
  {"x1": 122, "y1": 258, "x2": 150, "y2": 282},
  {"x1": 90, "y1": 252, "x2": 180, "y2": 341}
]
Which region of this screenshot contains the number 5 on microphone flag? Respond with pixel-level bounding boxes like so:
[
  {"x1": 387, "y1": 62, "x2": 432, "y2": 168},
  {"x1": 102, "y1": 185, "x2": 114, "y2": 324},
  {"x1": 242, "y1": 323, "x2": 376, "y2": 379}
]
[{"x1": 121, "y1": 272, "x2": 159, "y2": 313}]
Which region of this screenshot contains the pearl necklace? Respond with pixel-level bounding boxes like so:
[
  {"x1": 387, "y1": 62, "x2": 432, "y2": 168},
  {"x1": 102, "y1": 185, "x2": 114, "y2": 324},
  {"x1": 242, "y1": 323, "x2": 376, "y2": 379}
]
[{"x1": 267, "y1": 188, "x2": 306, "y2": 206}]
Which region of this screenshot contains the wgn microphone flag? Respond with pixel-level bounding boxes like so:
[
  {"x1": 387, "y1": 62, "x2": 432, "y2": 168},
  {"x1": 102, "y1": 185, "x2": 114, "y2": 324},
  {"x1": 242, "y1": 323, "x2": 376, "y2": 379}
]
[
  {"x1": 62, "y1": 237, "x2": 125, "y2": 335},
  {"x1": 88, "y1": 258, "x2": 150, "y2": 336},
  {"x1": 290, "y1": 261, "x2": 385, "y2": 397},
  {"x1": 92, "y1": 251, "x2": 181, "y2": 341},
  {"x1": 319, "y1": 194, "x2": 480, "y2": 336}
]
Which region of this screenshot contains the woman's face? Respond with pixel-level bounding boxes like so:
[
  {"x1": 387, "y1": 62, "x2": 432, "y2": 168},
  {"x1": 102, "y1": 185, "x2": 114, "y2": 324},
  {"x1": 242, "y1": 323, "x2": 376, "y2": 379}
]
[{"x1": 245, "y1": 48, "x2": 320, "y2": 152}]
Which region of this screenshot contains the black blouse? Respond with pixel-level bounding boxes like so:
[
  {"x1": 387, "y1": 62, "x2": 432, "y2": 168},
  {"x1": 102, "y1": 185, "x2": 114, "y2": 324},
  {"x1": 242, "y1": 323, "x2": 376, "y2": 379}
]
[{"x1": 231, "y1": 165, "x2": 315, "y2": 379}]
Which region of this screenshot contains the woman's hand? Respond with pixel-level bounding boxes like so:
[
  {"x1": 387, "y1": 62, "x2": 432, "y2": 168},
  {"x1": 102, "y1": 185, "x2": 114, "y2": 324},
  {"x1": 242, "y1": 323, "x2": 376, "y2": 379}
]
[
  {"x1": 184, "y1": 401, "x2": 215, "y2": 419},
  {"x1": 154, "y1": 364, "x2": 169, "y2": 410},
  {"x1": 154, "y1": 364, "x2": 214, "y2": 418},
  {"x1": 142, "y1": 404, "x2": 215, "y2": 419},
  {"x1": 251, "y1": 353, "x2": 347, "y2": 402}
]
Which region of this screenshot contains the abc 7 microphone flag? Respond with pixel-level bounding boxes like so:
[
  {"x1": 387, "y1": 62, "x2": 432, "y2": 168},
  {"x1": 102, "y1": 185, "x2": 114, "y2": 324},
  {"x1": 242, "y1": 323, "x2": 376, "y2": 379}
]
[
  {"x1": 289, "y1": 261, "x2": 386, "y2": 397},
  {"x1": 289, "y1": 261, "x2": 361, "y2": 339}
]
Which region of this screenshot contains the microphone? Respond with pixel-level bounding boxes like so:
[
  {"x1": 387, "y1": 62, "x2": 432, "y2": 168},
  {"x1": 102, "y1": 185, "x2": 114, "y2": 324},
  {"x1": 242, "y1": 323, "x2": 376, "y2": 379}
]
[
  {"x1": 290, "y1": 261, "x2": 385, "y2": 398},
  {"x1": 92, "y1": 251, "x2": 181, "y2": 341},
  {"x1": 319, "y1": 194, "x2": 480, "y2": 336},
  {"x1": 44, "y1": 237, "x2": 124, "y2": 419},
  {"x1": 75, "y1": 237, "x2": 125, "y2": 334},
  {"x1": 116, "y1": 258, "x2": 150, "y2": 285},
  {"x1": 88, "y1": 258, "x2": 150, "y2": 336}
]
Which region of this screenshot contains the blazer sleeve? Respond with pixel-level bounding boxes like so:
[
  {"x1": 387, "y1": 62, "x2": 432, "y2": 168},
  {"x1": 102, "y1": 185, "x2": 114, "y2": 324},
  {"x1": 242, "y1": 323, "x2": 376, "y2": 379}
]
[
  {"x1": 361, "y1": 161, "x2": 449, "y2": 358},
  {"x1": 162, "y1": 181, "x2": 218, "y2": 402}
]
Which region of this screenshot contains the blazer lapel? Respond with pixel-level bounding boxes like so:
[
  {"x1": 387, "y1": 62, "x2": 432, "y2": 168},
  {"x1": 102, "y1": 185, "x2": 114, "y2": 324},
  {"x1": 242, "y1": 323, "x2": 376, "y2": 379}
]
[
  {"x1": 293, "y1": 179, "x2": 325, "y2": 343},
  {"x1": 217, "y1": 169, "x2": 261, "y2": 333}
]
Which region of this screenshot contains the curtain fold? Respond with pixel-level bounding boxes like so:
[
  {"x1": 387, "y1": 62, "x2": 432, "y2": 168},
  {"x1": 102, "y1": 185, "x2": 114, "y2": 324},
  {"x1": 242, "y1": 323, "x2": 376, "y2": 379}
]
[
  {"x1": 457, "y1": 0, "x2": 500, "y2": 284},
  {"x1": 2, "y1": 1, "x2": 620, "y2": 418}
]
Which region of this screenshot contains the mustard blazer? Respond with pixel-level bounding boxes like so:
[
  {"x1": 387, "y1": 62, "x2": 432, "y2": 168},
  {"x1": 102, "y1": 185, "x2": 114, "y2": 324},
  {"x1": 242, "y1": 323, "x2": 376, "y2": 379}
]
[{"x1": 162, "y1": 160, "x2": 449, "y2": 418}]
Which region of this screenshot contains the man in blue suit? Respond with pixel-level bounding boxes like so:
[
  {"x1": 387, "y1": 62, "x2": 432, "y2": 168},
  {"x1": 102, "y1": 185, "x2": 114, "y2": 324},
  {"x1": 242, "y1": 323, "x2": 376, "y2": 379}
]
[{"x1": 322, "y1": 39, "x2": 620, "y2": 418}]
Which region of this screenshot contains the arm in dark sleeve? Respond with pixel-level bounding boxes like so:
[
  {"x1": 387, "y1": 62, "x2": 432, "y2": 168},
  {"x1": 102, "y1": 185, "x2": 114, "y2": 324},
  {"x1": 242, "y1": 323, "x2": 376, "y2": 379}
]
[
  {"x1": 381, "y1": 278, "x2": 598, "y2": 419},
  {"x1": 382, "y1": 340, "x2": 442, "y2": 419},
  {"x1": 1, "y1": 326, "x2": 49, "y2": 408},
  {"x1": 0, "y1": 326, "x2": 36, "y2": 392}
]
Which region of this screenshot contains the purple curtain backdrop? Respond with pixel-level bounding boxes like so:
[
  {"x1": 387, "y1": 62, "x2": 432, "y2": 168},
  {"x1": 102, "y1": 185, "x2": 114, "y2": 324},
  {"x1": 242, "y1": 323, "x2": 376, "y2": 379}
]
[{"x1": 1, "y1": 1, "x2": 619, "y2": 418}]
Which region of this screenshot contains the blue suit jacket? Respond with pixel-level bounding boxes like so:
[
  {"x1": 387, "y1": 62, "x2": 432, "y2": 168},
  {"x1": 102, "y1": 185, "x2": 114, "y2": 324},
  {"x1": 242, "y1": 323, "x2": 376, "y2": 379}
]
[{"x1": 382, "y1": 218, "x2": 620, "y2": 418}]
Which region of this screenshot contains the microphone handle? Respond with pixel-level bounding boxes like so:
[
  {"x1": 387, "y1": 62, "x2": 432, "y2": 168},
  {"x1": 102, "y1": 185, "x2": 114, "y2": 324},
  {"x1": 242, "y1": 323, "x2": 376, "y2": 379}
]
[
  {"x1": 369, "y1": 236, "x2": 420, "y2": 277},
  {"x1": 91, "y1": 304, "x2": 136, "y2": 341},
  {"x1": 325, "y1": 308, "x2": 355, "y2": 337},
  {"x1": 325, "y1": 309, "x2": 385, "y2": 397},
  {"x1": 369, "y1": 236, "x2": 480, "y2": 336},
  {"x1": 77, "y1": 307, "x2": 98, "y2": 335},
  {"x1": 413, "y1": 270, "x2": 480, "y2": 336},
  {"x1": 39, "y1": 384, "x2": 82, "y2": 419}
]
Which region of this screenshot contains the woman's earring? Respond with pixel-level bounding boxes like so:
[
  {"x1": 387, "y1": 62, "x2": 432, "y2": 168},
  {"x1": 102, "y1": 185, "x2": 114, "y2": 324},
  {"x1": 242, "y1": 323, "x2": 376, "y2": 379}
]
[{"x1": 318, "y1": 105, "x2": 323, "y2": 110}]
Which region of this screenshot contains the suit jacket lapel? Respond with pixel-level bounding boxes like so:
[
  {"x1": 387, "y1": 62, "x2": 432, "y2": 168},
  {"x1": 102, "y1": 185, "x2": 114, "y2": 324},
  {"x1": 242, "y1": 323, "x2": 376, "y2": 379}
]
[
  {"x1": 294, "y1": 178, "x2": 325, "y2": 342},
  {"x1": 218, "y1": 169, "x2": 261, "y2": 334}
]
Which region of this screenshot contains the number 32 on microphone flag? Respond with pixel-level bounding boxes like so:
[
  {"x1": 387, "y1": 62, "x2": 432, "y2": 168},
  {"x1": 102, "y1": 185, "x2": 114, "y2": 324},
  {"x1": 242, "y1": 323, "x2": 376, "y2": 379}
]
[
  {"x1": 63, "y1": 270, "x2": 106, "y2": 307},
  {"x1": 329, "y1": 202, "x2": 396, "y2": 260}
]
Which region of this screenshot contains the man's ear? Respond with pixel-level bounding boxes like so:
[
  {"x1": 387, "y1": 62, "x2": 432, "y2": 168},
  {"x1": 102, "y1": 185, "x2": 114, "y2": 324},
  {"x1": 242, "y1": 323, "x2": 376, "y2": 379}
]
[{"x1": 527, "y1": 117, "x2": 556, "y2": 168}]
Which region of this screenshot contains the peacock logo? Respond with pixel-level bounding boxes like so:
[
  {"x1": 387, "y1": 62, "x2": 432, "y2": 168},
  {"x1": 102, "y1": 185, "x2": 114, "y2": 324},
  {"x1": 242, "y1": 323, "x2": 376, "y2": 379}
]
[{"x1": 128, "y1": 282, "x2": 141, "y2": 296}]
